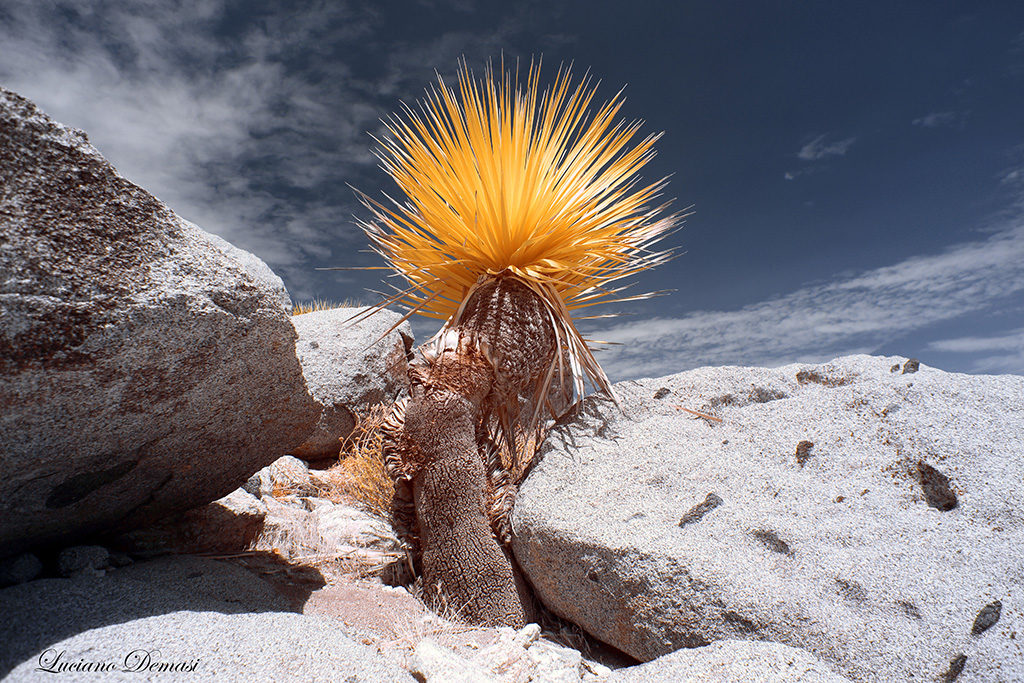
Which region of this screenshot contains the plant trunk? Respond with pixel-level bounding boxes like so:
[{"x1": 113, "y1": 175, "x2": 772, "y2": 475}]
[{"x1": 388, "y1": 275, "x2": 556, "y2": 626}]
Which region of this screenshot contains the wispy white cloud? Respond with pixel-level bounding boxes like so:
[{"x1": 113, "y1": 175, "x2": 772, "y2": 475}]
[
  {"x1": 1007, "y1": 29, "x2": 1024, "y2": 74},
  {"x1": 927, "y1": 327, "x2": 1024, "y2": 373},
  {"x1": 590, "y1": 218, "x2": 1024, "y2": 380},
  {"x1": 797, "y1": 134, "x2": 856, "y2": 161},
  {"x1": 0, "y1": 0, "x2": 566, "y2": 301},
  {"x1": 912, "y1": 111, "x2": 963, "y2": 128}
]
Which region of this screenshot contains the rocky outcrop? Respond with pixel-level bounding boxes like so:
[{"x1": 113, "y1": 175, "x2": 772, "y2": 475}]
[
  {"x1": 407, "y1": 623, "x2": 611, "y2": 682},
  {"x1": 513, "y1": 355, "x2": 1024, "y2": 682},
  {"x1": 0, "y1": 552, "x2": 43, "y2": 587},
  {"x1": 114, "y1": 456, "x2": 404, "y2": 581},
  {"x1": 114, "y1": 489, "x2": 268, "y2": 558},
  {"x1": 289, "y1": 307, "x2": 412, "y2": 460},
  {"x1": 0, "y1": 555, "x2": 414, "y2": 681},
  {"x1": 0, "y1": 87, "x2": 320, "y2": 557}
]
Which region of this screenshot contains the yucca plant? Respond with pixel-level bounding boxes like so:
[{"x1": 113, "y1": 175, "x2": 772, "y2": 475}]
[{"x1": 354, "y1": 60, "x2": 680, "y2": 626}]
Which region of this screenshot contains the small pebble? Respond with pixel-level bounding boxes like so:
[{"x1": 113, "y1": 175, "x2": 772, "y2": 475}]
[
  {"x1": 57, "y1": 545, "x2": 110, "y2": 577},
  {"x1": 795, "y1": 440, "x2": 815, "y2": 466},
  {"x1": 917, "y1": 462, "x2": 958, "y2": 511},
  {"x1": 0, "y1": 552, "x2": 43, "y2": 587}
]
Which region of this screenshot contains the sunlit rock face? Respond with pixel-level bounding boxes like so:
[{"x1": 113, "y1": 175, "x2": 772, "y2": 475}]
[
  {"x1": 0, "y1": 86, "x2": 319, "y2": 556},
  {"x1": 514, "y1": 354, "x2": 1024, "y2": 682}
]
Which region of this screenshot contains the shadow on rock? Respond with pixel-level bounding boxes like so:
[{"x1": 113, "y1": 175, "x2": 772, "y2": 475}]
[{"x1": 0, "y1": 553, "x2": 325, "y2": 677}]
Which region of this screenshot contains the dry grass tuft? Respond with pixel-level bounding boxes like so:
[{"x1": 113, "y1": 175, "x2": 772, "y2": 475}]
[
  {"x1": 291, "y1": 298, "x2": 360, "y2": 316},
  {"x1": 327, "y1": 402, "x2": 396, "y2": 519},
  {"x1": 324, "y1": 401, "x2": 543, "y2": 522},
  {"x1": 496, "y1": 423, "x2": 544, "y2": 484},
  {"x1": 271, "y1": 480, "x2": 297, "y2": 499}
]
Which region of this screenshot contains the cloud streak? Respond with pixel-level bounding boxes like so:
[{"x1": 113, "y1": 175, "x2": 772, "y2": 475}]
[
  {"x1": 797, "y1": 134, "x2": 856, "y2": 161},
  {"x1": 590, "y1": 217, "x2": 1024, "y2": 380},
  {"x1": 0, "y1": 1, "x2": 380, "y2": 298}
]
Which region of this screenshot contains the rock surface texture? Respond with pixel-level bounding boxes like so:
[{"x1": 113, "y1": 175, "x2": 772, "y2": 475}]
[
  {"x1": 0, "y1": 555, "x2": 414, "y2": 681},
  {"x1": 290, "y1": 307, "x2": 412, "y2": 460},
  {"x1": 0, "y1": 87, "x2": 320, "y2": 556},
  {"x1": 513, "y1": 355, "x2": 1024, "y2": 683}
]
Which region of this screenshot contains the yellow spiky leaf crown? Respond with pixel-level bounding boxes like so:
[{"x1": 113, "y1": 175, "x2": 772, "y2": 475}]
[{"x1": 357, "y1": 59, "x2": 680, "y2": 403}]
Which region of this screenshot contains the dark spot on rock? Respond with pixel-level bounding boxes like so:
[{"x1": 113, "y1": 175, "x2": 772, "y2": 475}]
[
  {"x1": 587, "y1": 571, "x2": 600, "y2": 583},
  {"x1": 749, "y1": 386, "x2": 788, "y2": 403},
  {"x1": 722, "y1": 439, "x2": 729, "y2": 445},
  {"x1": 723, "y1": 610, "x2": 757, "y2": 633},
  {"x1": 902, "y1": 358, "x2": 920, "y2": 374},
  {"x1": 890, "y1": 363, "x2": 901, "y2": 373},
  {"x1": 941, "y1": 654, "x2": 967, "y2": 682},
  {"x1": 835, "y1": 577, "x2": 868, "y2": 602},
  {"x1": 654, "y1": 387, "x2": 671, "y2": 399},
  {"x1": 897, "y1": 600, "x2": 922, "y2": 619},
  {"x1": 917, "y1": 462, "x2": 958, "y2": 511},
  {"x1": 796, "y1": 369, "x2": 851, "y2": 387},
  {"x1": 707, "y1": 387, "x2": 787, "y2": 411},
  {"x1": 187, "y1": 571, "x2": 204, "y2": 579},
  {"x1": 835, "y1": 495, "x2": 845, "y2": 503},
  {"x1": 708, "y1": 393, "x2": 739, "y2": 410},
  {"x1": 46, "y1": 459, "x2": 137, "y2": 508},
  {"x1": 309, "y1": 340, "x2": 319, "y2": 349},
  {"x1": 678, "y1": 493, "x2": 723, "y2": 527},
  {"x1": 860, "y1": 489, "x2": 869, "y2": 496},
  {"x1": 674, "y1": 633, "x2": 710, "y2": 649},
  {"x1": 751, "y1": 529, "x2": 793, "y2": 556},
  {"x1": 795, "y1": 440, "x2": 815, "y2": 466},
  {"x1": 971, "y1": 600, "x2": 1002, "y2": 636}
]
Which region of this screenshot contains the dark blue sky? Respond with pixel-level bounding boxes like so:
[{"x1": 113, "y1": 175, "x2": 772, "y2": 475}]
[{"x1": 3, "y1": 1, "x2": 1022, "y2": 378}]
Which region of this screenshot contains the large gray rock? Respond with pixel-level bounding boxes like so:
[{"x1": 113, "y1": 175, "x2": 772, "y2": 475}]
[
  {"x1": 290, "y1": 307, "x2": 412, "y2": 459},
  {"x1": 609, "y1": 640, "x2": 851, "y2": 682},
  {"x1": 0, "y1": 555, "x2": 413, "y2": 681},
  {"x1": 0, "y1": 87, "x2": 320, "y2": 557},
  {"x1": 512, "y1": 355, "x2": 1024, "y2": 682}
]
